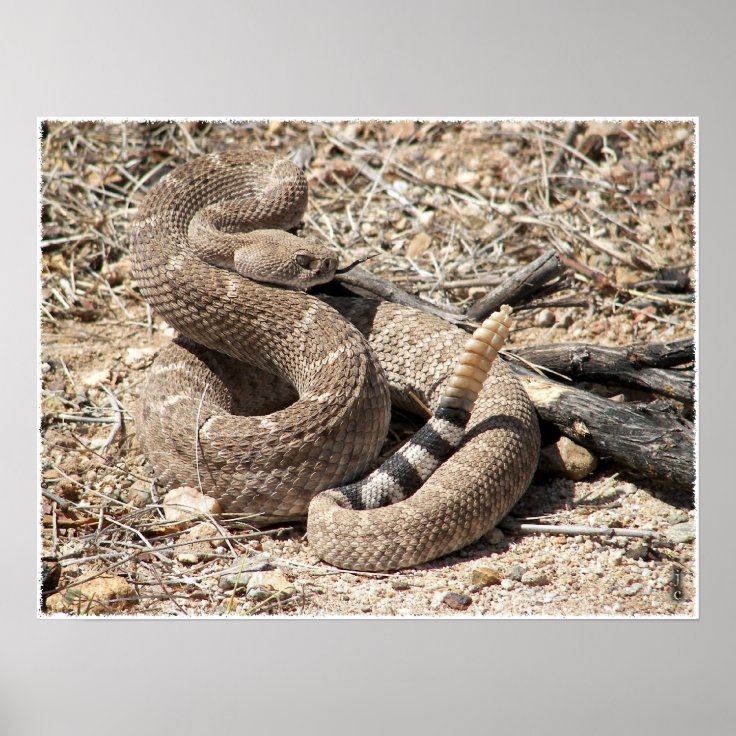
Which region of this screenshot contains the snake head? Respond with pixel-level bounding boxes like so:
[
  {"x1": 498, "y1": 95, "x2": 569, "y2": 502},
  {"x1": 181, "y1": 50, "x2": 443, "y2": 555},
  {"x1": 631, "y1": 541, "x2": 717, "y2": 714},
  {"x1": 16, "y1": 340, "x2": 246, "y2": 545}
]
[{"x1": 233, "y1": 231, "x2": 338, "y2": 290}]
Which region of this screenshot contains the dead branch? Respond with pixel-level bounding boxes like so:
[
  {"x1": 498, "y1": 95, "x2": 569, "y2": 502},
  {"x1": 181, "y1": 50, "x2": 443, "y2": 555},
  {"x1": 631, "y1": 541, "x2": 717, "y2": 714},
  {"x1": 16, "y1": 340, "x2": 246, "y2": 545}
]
[
  {"x1": 499, "y1": 519, "x2": 656, "y2": 541},
  {"x1": 466, "y1": 250, "x2": 567, "y2": 321},
  {"x1": 511, "y1": 340, "x2": 694, "y2": 404},
  {"x1": 334, "y1": 266, "x2": 467, "y2": 325},
  {"x1": 514, "y1": 369, "x2": 694, "y2": 492}
]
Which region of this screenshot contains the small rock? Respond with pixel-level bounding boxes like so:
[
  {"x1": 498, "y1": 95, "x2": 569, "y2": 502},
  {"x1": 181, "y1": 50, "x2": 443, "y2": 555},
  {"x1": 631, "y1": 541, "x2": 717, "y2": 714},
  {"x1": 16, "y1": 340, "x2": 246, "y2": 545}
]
[
  {"x1": 506, "y1": 564, "x2": 526, "y2": 582},
  {"x1": 390, "y1": 578, "x2": 411, "y2": 591},
  {"x1": 407, "y1": 232, "x2": 432, "y2": 258},
  {"x1": 667, "y1": 510, "x2": 689, "y2": 525},
  {"x1": 521, "y1": 571, "x2": 549, "y2": 587},
  {"x1": 163, "y1": 487, "x2": 222, "y2": 524},
  {"x1": 121, "y1": 480, "x2": 151, "y2": 508},
  {"x1": 500, "y1": 579, "x2": 516, "y2": 591},
  {"x1": 610, "y1": 550, "x2": 625, "y2": 566},
  {"x1": 625, "y1": 543, "x2": 649, "y2": 561},
  {"x1": 42, "y1": 395, "x2": 66, "y2": 415},
  {"x1": 430, "y1": 591, "x2": 446, "y2": 610},
  {"x1": 219, "y1": 554, "x2": 272, "y2": 590},
  {"x1": 175, "y1": 522, "x2": 220, "y2": 564},
  {"x1": 622, "y1": 583, "x2": 643, "y2": 597},
  {"x1": 535, "y1": 309, "x2": 556, "y2": 328},
  {"x1": 245, "y1": 571, "x2": 295, "y2": 602},
  {"x1": 455, "y1": 170, "x2": 480, "y2": 187},
  {"x1": 539, "y1": 436, "x2": 598, "y2": 481},
  {"x1": 483, "y1": 527, "x2": 505, "y2": 546},
  {"x1": 45, "y1": 575, "x2": 137, "y2": 615},
  {"x1": 471, "y1": 567, "x2": 503, "y2": 587},
  {"x1": 443, "y1": 592, "x2": 472, "y2": 611},
  {"x1": 418, "y1": 210, "x2": 435, "y2": 228},
  {"x1": 665, "y1": 522, "x2": 695, "y2": 544}
]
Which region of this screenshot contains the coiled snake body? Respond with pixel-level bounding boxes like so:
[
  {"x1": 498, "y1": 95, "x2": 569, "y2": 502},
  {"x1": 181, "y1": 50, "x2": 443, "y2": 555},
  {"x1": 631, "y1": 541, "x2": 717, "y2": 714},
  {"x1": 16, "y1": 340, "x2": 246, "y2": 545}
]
[{"x1": 131, "y1": 149, "x2": 540, "y2": 571}]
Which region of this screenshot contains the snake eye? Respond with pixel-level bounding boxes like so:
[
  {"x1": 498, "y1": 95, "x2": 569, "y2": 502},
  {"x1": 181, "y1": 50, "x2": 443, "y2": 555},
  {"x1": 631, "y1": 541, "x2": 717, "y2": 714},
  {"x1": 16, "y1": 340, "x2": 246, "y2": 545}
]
[{"x1": 296, "y1": 253, "x2": 315, "y2": 270}]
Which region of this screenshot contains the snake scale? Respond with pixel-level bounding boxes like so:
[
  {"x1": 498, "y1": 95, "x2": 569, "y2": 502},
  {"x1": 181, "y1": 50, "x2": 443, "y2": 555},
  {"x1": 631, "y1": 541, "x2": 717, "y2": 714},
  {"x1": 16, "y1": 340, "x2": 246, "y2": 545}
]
[{"x1": 131, "y1": 149, "x2": 540, "y2": 571}]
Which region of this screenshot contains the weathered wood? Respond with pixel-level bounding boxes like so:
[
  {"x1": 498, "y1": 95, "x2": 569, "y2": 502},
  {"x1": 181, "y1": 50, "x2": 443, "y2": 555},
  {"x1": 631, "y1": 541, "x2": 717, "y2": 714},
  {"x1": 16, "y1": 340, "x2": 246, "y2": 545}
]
[
  {"x1": 466, "y1": 250, "x2": 567, "y2": 321},
  {"x1": 514, "y1": 369, "x2": 694, "y2": 491},
  {"x1": 623, "y1": 338, "x2": 694, "y2": 368},
  {"x1": 512, "y1": 340, "x2": 694, "y2": 403}
]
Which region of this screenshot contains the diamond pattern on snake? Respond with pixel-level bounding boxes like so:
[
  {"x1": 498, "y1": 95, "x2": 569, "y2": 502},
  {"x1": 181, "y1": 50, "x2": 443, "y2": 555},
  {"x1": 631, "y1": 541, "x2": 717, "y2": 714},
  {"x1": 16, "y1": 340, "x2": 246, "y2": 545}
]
[{"x1": 131, "y1": 149, "x2": 540, "y2": 571}]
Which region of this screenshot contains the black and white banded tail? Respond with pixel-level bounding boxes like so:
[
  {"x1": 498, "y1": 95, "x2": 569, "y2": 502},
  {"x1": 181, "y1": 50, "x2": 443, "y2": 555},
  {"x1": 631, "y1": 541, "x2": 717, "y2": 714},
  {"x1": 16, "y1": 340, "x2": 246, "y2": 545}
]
[{"x1": 335, "y1": 305, "x2": 514, "y2": 510}]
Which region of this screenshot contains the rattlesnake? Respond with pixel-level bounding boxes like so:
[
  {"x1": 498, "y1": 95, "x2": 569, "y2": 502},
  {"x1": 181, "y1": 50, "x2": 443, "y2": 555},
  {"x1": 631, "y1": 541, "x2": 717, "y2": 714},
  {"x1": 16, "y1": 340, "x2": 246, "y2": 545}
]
[{"x1": 131, "y1": 148, "x2": 540, "y2": 571}]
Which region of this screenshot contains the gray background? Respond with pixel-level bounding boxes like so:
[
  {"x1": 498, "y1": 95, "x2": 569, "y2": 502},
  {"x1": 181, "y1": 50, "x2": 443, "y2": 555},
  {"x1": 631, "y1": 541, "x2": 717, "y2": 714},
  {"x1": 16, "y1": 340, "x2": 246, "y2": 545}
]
[{"x1": 3, "y1": 1, "x2": 732, "y2": 733}]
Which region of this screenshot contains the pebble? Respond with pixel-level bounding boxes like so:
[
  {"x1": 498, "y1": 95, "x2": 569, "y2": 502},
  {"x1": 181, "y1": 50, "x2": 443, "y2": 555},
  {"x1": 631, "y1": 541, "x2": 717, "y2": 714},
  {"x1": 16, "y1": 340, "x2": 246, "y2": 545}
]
[
  {"x1": 455, "y1": 170, "x2": 480, "y2": 187},
  {"x1": 45, "y1": 575, "x2": 137, "y2": 615},
  {"x1": 407, "y1": 232, "x2": 432, "y2": 258},
  {"x1": 539, "y1": 436, "x2": 598, "y2": 481},
  {"x1": 163, "y1": 486, "x2": 222, "y2": 524},
  {"x1": 430, "y1": 591, "x2": 446, "y2": 610},
  {"x1": 471, "y1": 567, "x2": 503, "y2": 587},
  {"x1": 622, "y1": 583, "x2": 643, "y2": 597},
  {"x1": 391, "y1": 578, "x2": 411, "y2": 591},
  {"x1": 625, "y1": 543, "x2": 649, "y2": 561},
  {"x1": 535, "y1": 309, "x2": 556, "y2": 327},
  {"x1": 665, "y1": 522, "x2": 695, "y2": 544},
  {"x1": 218, "y1": 553, "x2": 272, "y2": 590},
  {"x1": 500, "y1": 579, "x2": 516, "y2": 591},
  {"x1": 175, "y1": 522, "x2": 219, "y2": 564},
  {"x1": 245, "y1": 571, "x2": 295, "y2": 602},
  {"x1": 610, "y1": 550, "x2": 625, "y2": 566},
  {"x1": 521, "y1": 571, "x2": 550, "y2": 587},
  {"x1": 418, "y1": 210, "x2": 435, "y2": 227},
  {"x1": 506, "y1": 564, "x2": 526, "y2": 582},
  {"x1": 483, "y1": 527, "x2": 505, "y2": 546},
  {"x1": 42, "y1": 395, "x2": 66, "y2": 414},
  {"x1": 443, "y1": 592, "x2": 472, "y2": 611},
  {"x1": 667, "y1": 510, "x2": 689, "y2": 525}
]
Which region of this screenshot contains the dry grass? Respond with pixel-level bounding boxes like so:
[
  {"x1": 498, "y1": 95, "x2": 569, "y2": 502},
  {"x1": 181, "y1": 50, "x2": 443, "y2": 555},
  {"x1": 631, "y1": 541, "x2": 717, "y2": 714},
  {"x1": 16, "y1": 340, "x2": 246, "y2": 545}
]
[{"x1": 39, "y1": 120, "x2": 696, "y2": 617}]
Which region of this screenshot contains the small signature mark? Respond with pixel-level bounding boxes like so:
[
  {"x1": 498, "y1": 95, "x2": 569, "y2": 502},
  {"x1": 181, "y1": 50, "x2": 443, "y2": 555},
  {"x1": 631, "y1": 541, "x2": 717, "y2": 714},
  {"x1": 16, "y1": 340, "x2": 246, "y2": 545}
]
[{"x1": 671, "y1": 566, "x2": 684, "y2": 601}]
